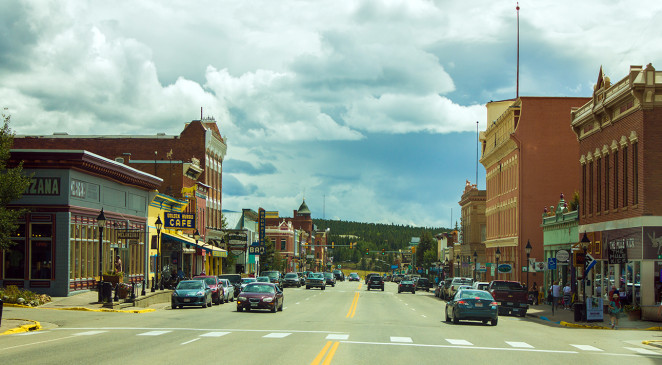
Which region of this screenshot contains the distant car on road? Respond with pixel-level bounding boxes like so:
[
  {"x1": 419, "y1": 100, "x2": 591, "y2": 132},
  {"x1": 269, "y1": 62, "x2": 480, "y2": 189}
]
[
  {"x1": 306, "y1": 272, "x2": 326, "y2": 290},
  {"x1": 445, "y1": 277, "x2": 474, "y2": 300},
  {"x1": 324, "y1": 272, "x2": 336, "y2": 287},
  {"x1": 171, "y1": 280, "x2": 213, "y2": 309},
  {"x1": 240, "y1": 277, "x2": 257, "y2": 291},
  {"x1": 261, "y1": 271, "x2": 283, "y2": 288},
  {"x1": 416, "y1": 277, "x2": 432, "y2": 292},
  {"x1": 218, "y1": 274, "x2": 242, "y2": 297},
  {"x1": 398, "y1": 280, "x2": 415, "y2": 294},
  {"x1": 367, "y1": 275, "x2": 384, "y2": 291},
  {"x1": 218, "y1": 278, "x2": 234, "y2": 303},
  {"x1": 348, "y1": 273, "x2": 360, "y2": 282},
  {"x1": 256, "y1": 276, "x2": 270, "y2": 283},
  {"x1": 445, "y1": 289, "x2": 498, "y2": 326},
  {"x1": 365, "y1": 273, "x2": 379, "y2": 284},
  {"x1": 193, "y1": 275, "x2": 223, "y2": 305},
  {"x1": 333, "y1": 269, "x2": 345, "y2": 281},
  {"x1": 282, "y1": 272, "x2": 302, "y2": 288},
  {"x1": 472, "y1": 282, "x2": 490, "y2": 291},
  {"x1": 236, "y1": 282, "x2": 283, "y2": 313}
]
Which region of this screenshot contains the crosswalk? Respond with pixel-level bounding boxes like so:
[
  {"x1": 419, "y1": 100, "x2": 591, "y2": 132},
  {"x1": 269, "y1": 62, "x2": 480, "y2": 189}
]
[{"x1": 12, "y1": 329, "x2": 662, "y2": 356}]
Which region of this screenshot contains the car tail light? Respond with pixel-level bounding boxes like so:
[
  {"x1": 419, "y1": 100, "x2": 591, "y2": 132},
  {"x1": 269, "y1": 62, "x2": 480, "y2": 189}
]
[
  {"x1": 490, "y1": 301, "x2": 498, "y2": 306},
  {"x1": 457, "y1": 300, "x2": 467, "y2": 305}
]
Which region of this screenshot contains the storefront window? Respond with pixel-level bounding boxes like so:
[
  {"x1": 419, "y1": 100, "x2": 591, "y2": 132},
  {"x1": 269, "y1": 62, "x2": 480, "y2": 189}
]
[
  {"x1": 655, "y1": 261, "x2": 662, "y2": 305},
  {"x1": 30, "y1": 223, "x2": 52, "y2": 280},
  {"x1": 5, "y1": 240, "x2": 26, "y2": 279}
]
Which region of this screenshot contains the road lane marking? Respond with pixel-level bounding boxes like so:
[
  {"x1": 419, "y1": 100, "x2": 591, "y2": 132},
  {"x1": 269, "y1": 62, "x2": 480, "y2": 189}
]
[
  {"x1": 421, "y1": 315, "x2": 427, "y2": 318},
  {"x1": 571, "y1": 344, "x2": 602, "y2": 351},
  {"x1": 263, "y1": 332, "x2": 291, "y2": 338},
  {"x1": 137, "y1": 331, "x2": 172, "y2": 336},
  {"x1": 322, "y1": 342, "x2": 340, "y2": 365},
  {"x1": 0, "y1": 335, "x2": 79, "y2": 351},
  {"x1": 446, "y1": 339, "x2": 473, "y2": 346},
  {"x1": 625, "y1": 347, "x2": 660, "y2": 355},
  {"x1": 73, "y1": 331, "x2": 107, "y2": 336},
  {"x1": 311, "y1": 341, "x2": 333, "y2": 365},
  {"x1": 181, "y1": 338, "x2": 200, "y2": 345},
  {"x1": 338, "y1": 341, "x2": 580, "y2": 354},
  {"x1": 199, "y1": 332, "x2": 230, "y2": 337},
  {"x1": 326, "y1": 334, "x2": 349, "y2": 340},
  {"x1": 391, "y1": 337, "x2": 413, "y2": 343},
  {"x1": 506, "y1": 341, "x2": 534, "y2": 348},
  {"x1": 346, "y1": 292, "x2": 359, "y2": 318}
]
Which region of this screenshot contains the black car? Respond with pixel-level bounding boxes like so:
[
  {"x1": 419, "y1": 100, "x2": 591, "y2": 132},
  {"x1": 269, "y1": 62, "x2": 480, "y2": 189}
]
[
  {"x1": 261, "y1": 271, "x2": 282, "y2": 288},
  {"x1": 348, "y1": 272, "x2": 360, "y2": 282},
  {"x1": 364, "y1": 273, "x2": 379, "y2": 284},
  {"x1": 398, "y1": 280, "x2": 416, "y2": 294},
  {"x1": 332, "y1": 269, "x2": 345, "y2": 281},
  {"x1": 367, "y1": 275, "x2": 384, "y2": 291},
  {"x1": 218, "y1": 274, "x2": 242, "y2": 297},
  {"x1": 323, "y1": 272, "x2": 336, "y2": 287},
  {"x1": 282, "y1": 272, "x2": 301, "y2": 288},
  {"x1": 416, "y1": 277, "x2": 431, "y2": 292}
]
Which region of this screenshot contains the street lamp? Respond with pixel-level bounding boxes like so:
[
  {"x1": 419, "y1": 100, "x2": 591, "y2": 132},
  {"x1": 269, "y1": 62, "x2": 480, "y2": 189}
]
[
  {"x1": 525, "y1": 240, "x2": 532, "y2": 290},
  {"x1": 580, "y1": 232, "x2": 591, "y2": 309},
  {"x1": 473, "y1": 251, "x2": 478, "y2": 281},
  {"x1": 495, "y1": 248, "x2": 501, "y2": 280},
  {"x1": 97, "y1": 209, "x2": 106, "y2": 303},
  {"x1": 456, "y1": 254, "x2": 460, "y2": 277},
  {"x1": 155, "y1": 215, "x2": 163, "y2": 291}
]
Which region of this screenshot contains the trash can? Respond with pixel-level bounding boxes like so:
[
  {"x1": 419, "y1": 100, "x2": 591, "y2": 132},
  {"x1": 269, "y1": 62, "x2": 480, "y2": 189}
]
[
  {"x1": 574, "y1": 302, "x2": 585, "y2": 322},
  {"x1": 102, "y1": 282, "x2": 113, "y2": 302}
]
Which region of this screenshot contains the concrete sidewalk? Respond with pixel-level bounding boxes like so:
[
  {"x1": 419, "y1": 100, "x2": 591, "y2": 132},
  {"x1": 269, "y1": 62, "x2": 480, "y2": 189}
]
[{"x1": 526, "y1": 302, "x2": 662, "y2": 330}]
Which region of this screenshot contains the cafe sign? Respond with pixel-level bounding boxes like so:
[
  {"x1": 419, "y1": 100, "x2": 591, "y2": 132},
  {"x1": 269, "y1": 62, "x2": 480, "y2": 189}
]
[{"x1": 164, "y1": 212, "x2": 195, "y2": 229}]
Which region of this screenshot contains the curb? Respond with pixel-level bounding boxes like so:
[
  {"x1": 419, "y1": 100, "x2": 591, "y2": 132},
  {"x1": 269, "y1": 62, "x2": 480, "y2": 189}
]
[
  {"x1": 643, "y1": 340, "x2": 662, "y2": 349},
  {"x1": 4, "y1": 303, "x2": 154, "y2": 313},
  {"x1": 0, "y1": 319, "x2": 42, "y2": 336}
]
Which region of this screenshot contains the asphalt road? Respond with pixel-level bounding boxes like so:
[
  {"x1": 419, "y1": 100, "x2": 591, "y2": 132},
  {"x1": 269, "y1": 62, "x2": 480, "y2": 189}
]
[{"x1": 1, "y1": 281, "x2": 661, "y2": 364}]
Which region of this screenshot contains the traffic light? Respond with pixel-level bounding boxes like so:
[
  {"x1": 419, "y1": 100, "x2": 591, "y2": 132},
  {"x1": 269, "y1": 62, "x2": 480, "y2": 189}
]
[
  {"x1": 381, "y1": 248, "x2": 385, "y2": 255},
  {"x1": 365, "y1": 248, "x2": 369, "y2": 255}
]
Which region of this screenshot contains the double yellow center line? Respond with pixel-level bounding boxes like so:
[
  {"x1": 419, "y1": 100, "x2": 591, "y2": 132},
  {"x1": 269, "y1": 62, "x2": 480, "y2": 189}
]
[
  {"x1": 311, "y1": 341, "x2": 340, "y2": 365},
  {"x1": 346, "y1": 290, "x2": 359, "y2": 318}
]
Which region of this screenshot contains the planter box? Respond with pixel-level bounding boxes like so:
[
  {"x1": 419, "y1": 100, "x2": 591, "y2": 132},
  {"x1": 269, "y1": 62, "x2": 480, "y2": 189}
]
[{"x1": 102, "y1": 275, "x2": 121, "y2": 285}]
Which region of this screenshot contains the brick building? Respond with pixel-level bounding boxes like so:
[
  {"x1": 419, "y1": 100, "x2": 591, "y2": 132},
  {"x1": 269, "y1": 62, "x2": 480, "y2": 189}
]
[
  {"x1": 13, "y1": 119, "x2": 228, "y2": 277},
  {"x1": 458, "y1": 180, "x2": 487, "y2": 280},
  {"x1": 480, "y1": 96, "x2": 590, "y2": 284},
  {"x1": 263, "y1": 200, "x2": 317, "y2": 272},
  {"x1": 570, "y1": 64, "x2": 662, "y2": 320}
]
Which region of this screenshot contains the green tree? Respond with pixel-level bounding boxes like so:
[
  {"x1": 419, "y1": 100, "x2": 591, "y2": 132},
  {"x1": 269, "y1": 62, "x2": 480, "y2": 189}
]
[
  {"x1": 0, "y1": 113, "x2": 30, "y2": 250},
  {"x1": 261, "y1": 237, "x2": 276, "y2": 270}
]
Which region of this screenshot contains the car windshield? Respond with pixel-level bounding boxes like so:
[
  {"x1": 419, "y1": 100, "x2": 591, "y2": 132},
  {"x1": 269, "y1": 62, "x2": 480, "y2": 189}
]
[
  {"x1": 460, "y1": 290, "x2": 494, "y2": 300},
  {"x1": 242, "y1": 278, "x2": 256, "y2": 284},
  {"x1": 256, "y1": 277, "x2": 270, "y2": 282},
  {"x1": 491, "y1": 282, "x2": 524, "y2": 290},
  {"x1": 401, "y1": 281, "x2": 413, "y2": 284},
  {"x1": 418, "y1": 278, "x2": 429, "y2": 283},
  {"x1": 243, "y1": 284, "x2": 276, "y2": 293},
  {"x1": 285, "y1": 273, "x2": 298, "y2": 278},
  {"x1": 452, "y1": 278, "x2": 473, "y2": 285},
  {"x1": 310, "y1": 273, "x2": 323, "y2": 279},
  {"x1": 200, "y1": 278, "x2": 216, "y2": 286},
  {"x1": 349, "y1": 273, "x2": 358, "y2": 277},
  {"x1": 177, "y1": 281, "x2": 204, "y2": 290},
  {"x1": 218, "y1": 275, "x2": 242, "y2": 284},
  {"x1": 263, "y1": 271, "x2": 279, "y2": 279},
  {"x1": 324, "y1": 273, "x2": 333, "y2": 278},
  {"x1": 369, "y1": 276, "x2": 381, "y2": 281}
]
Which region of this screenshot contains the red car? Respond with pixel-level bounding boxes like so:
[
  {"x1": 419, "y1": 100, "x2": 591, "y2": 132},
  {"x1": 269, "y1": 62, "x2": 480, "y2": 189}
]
[
  {"x1": 236, "y1": 282, "x2": 284, "y2": 313},
  {"x1": 193, "y1": 275, "x2": 224, "y2": 305}
]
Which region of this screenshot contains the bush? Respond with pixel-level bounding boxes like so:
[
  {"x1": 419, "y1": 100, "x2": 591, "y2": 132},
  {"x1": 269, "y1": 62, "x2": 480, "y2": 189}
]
[{"x1": 0, "y1": 285, "x2": 52, "y2": 306}]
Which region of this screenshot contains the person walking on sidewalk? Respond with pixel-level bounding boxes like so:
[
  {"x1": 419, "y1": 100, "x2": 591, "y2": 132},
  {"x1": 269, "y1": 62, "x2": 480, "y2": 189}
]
[
  {"x1": 563, "y1": 283, "x2": 572, "y2": 309},
  {"x1": 551, "y1": 281, "x2": 561, "y2": 310},
  {"x1": 608, "y1": 293, "x2": 622, "y2": 329}
]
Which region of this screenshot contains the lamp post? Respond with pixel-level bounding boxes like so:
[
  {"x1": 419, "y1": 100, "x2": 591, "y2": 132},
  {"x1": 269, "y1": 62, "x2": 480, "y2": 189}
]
[
  {"x1": 456, "y1": 254, "x2": 460, "y2": 277},
  {"x1": 580, "y1": 232, "x2": 591, "y2": 311},
  {"x1": 97, "y1": 209, "x2": 106, "y2": 303},
  {"x1": 194, "y1": 229, "x2": 201, "y2": 275},
  {"x1": 444, "y1": 258, "x2": 448, "y2": 280},
  {"x1": 495, "y1": 248, "x2": 501, "y2": 280},
  {"x1": 473, "y1": 251, "x2": 478, "y2": 281},
  {"x1": 155, "y1": 216, "x2": 163, "y2": 290},
  {"x1": 525, "y1": 240, "x2": 532, "y2": 291}
]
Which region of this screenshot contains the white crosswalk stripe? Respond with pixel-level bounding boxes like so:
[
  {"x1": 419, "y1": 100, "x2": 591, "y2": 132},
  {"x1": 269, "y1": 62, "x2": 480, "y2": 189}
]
[
  {"x1": 624, "y1": 347, "x2": 660, "y2": 355},
  {"x1": 505, "y1": 341, "x2": 534, "y2": 348},
  {"x1": 446, "y1": 339, "x2": 473, "y2": 346},
  {"x1": 137, "y1": 330, "x2": 172, "y2": 336},
  {"x1": 199, "y1": 332, "x2": 230, "y2": 337},
  {"x1": 326, "y1": 334, "x2": 349, "y2": 340},
  {"x1": 263, "y1": 332, "x2": 291, "y2": 338},
  {"x1": 390, "y1": 337, "x2": 413, "y2": 343},
  {"x1": 73, "y1": 331, "x2": 107, "y2": 336},
  {"x1": 570, "y1": 344, "x2": 602, "y2": 351}
]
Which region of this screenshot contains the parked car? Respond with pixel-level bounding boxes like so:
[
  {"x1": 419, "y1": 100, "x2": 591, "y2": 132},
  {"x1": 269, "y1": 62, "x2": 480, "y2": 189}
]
[
  {"x1": 283, "y1": 272, "x2": 302, "y2": 288},
  {"x1": 236, "y1": 282, "x2": 283, "y2": 313},
  {"x1": 306, "y1": 272, "x2": 326, "y2": 290},
  {"x1": 445, "y1": 289, "x2": 498, "y2": 326},
  {"x1": 240, "y1": 277, "x2": 257, "y2": 291},
  {"x1": 348, "y1": 272, "x2": 360, "y2": 282},
  {"x1": 367, "y1": 275, "x2": 384, "y2": 291},
  {"x1": 445, "y1": 277, "x2": 474, "y2": 300},
  {"x1": 333, "y1": 269, "x2": 345, "y2": 281},
  {"x1": 398, "y1": 280, "x2": 416, "y2": 294},
  {"x1": 437, "y1": 278, "x2": 452, "y2": 299},
  {"x1": 472, "y1": 281, "x2": 490, "y2": 291},
  {"x1": 218, "y1": 278, "x2": 235, "y2": 303},
  {"x1": 297, "y1": 272, "x2": 306, "y2": 286},
  {"x1": 416, "y1": 277, "x2": 432, "y2": 292},
  {"x1": 218, "y1": 274, "x2": 242, "y2": 297},
  {"x1": 261, "y1": 271, "x2": 283, "y2": 288},
  {"x1": 488, "y1": 280, "x2": 529, "y2": 317},
  {"x1": 193, "y1": 275, "x2": 223, "y2": 305},
  {"x1": 171, "y1": 280, "x2": 213, "y2": 309},
  {"x1": 324, "y1": 272, "x2": 336, "y2": 287}
]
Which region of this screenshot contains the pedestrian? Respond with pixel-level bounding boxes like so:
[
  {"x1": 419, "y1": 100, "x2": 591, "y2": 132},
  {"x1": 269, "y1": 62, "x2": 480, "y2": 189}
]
[
  {"x1": 551, "y1": 281, "x2": 561, "y2": 309},
  {"x1": 608, "y1": 293, "x2": 622, "y2": 329},
  {"x1": 530, "y1": 282, "x2": 539, "y2": 305},
  {"x1": 114, "y1": 255, "x2": 122, "y2": 273},
  {"x1": 563, "y1": 283, "x2": 572, "y2": 309}
]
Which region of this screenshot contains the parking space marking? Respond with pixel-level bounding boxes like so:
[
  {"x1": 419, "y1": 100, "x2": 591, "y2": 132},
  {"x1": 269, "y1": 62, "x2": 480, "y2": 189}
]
[
  {"x1": 181, "y1": 338, "x2": 200, "y2": 345},
  {"x1": 390, "y1": 337, "x2": 413, "y2": 343},
  {"x1": 137, "y1": 331, "x2": 172, "y2": 336},
  {"x1": 326, "y1": 334, "x2": 349, "y2": 340},
  {"x1": 570, "y1": 344, "x2": 602, "y2": 351},
  {"x1": 506, "y1": 341, "x2": 534, "y2": 348},
  {"x1": 263, "y1": 332, "x2": 291, "y2": 338},
  {"x1": 446, "y1": 339, "x2": 473, "y2": 346},
  {"x1": 199, "y1": 332, "x2": 230, "y2": 337}
]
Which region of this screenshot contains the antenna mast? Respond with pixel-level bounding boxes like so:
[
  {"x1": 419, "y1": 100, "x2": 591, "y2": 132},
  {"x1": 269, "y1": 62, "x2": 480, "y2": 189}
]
[{"x1": 516, "y1": 2, "x2": 520, "y2": 99}]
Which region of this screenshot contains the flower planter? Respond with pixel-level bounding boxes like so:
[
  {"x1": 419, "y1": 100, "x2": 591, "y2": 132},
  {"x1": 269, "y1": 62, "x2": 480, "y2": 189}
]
[{"x1": 102, "y1": 275, "x2": 121, "y2": 285}]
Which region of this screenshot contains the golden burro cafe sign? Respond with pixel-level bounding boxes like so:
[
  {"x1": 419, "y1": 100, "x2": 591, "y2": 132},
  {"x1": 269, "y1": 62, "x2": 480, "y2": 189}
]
[{"x1": 23, "y1": 177, "x2": 61, "y2": 196}]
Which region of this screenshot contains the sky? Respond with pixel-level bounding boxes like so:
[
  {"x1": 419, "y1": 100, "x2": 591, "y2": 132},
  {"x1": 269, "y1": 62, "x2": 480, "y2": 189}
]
[{"x1": 2, "y1": 1, "x2": 662, "y2": 228}]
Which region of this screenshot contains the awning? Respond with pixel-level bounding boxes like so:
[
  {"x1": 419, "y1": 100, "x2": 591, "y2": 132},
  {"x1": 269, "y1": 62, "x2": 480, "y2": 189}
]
[{"x1": 162, "y1": 232, "x2": 227, "y2": 258}]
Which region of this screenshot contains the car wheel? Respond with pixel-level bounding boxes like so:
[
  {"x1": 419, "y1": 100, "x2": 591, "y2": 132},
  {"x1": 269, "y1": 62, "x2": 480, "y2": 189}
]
[
  {"x1": 237, "y1": 306, "x2": 243, "y2": 312},
  {"x1": 306, "y1": 286, "x2": 310, "y2": 289},
  {"x1": 491, "y1": 318, "x2": 498, "y2": 326},
  {"x1": 482, "y1": 320, "x2": 488, "y2": 325},
  {"x1": 519, "y1": 311, "x2": 526, "y2": 317},
  {"x1": 381, "y1": 287, "x2": 384, "y2": 291},
  {"x1": 444, "y1": 308, "x2": 450, "y2": 322},
  {"x1": 230, "y1": 296, "x2": 234, "y2": 302},
  {"x1": 202, "y1": 303, "x2": 207, "y2": 309},
  {"x1": 246, "y1": 307, "x2": 250, "y2": 312},
  {"x1": 398, "y1": 290, "x2": 401, "y2": 293},
  {"x1": 271, "y1": 304, "x2": 277, "y2": 313},
  {"x1": 171, "y1": 302, "x2": 176, "y2": 309},
  {"x1": 278, "y1": 301, "x2": 283, "y2": 311},
  {"x1": 452, "y1": 309, "x2": 459, "y2": 324},
  {"x1": 367, "y1": 287, "x2": 370, "y2": 291},
  {"x1": 208, "y1": 299, "x2": 212, "y2": 307},
  {"x1": 179, "y1": 305, "x2": 183, "y2": 309},
  {"x1": 322, "y1": 286, "x2": 326, "y2": 290}
]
